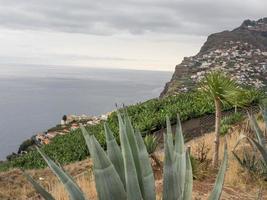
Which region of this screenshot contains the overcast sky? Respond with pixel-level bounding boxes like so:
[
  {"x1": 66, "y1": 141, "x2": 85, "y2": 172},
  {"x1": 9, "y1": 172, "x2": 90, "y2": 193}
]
[{"x1": 0, "y1": 0, "x2": 266, "y2": 71}]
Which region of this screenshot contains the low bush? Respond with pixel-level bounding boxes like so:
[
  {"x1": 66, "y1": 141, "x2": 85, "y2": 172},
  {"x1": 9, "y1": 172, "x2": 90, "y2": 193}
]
[
  {"x1": 18, "y1": 139, "x2": 35, "y2": 153},
  {"x1": 220, "y1": 112, "x2": 244, "y2": 135}
]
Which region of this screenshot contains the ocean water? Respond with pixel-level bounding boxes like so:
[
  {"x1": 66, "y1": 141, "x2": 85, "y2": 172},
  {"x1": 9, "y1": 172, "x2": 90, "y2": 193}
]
[{"x1": 0, "y1": 65, "x2": 172, "y2": 160}]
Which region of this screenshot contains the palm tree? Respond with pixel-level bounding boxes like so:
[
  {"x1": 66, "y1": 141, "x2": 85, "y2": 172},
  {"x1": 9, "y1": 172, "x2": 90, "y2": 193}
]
[{"x1": 200, "y1": 71, "x2": 244, "y2": 167}]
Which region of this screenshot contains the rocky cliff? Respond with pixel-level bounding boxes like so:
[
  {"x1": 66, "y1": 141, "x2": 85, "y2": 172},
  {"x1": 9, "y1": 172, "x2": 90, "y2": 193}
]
[{"x1": 160, "y1": 18, "x2": 267, "y2": 97}]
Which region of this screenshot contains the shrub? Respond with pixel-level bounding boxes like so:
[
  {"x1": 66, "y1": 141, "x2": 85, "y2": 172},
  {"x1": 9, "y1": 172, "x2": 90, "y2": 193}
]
[
  {"x1": 18, "y1": 139, "x2": 35, "y2": 153},
  {"x1": 194, "y1": 139, "x2": 210, "y2": 163},
  {"x1": 221, "y1": 112, "x2": 243, "y2": 126},
  {"x1": 220, "y1": 112, "x2": 244, "y2": 135},
  {"x1": 144, "y1": 135, "x2": 158, "y2": 154}
]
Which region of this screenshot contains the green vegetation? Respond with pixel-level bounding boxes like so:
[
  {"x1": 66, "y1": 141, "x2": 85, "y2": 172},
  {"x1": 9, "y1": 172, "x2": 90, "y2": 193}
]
[
  {"x1": 233, "y1": 105, "x2": 267, "y2": 178},
  {"x1": 220, "y1": 112, "x2": 244, "y2": 135},
  {"x1": 144, "y1": 135, "x2": 158, "y2": 154},
  {"x1": 18, "y1": 138, "x2": 35, "y2": 153},
  {"x1": 0, "y1": 89, "x2": 263, "y2": 171},
  {"x1": 25, "y1": 112, "x2": 228, "y2": 200}
]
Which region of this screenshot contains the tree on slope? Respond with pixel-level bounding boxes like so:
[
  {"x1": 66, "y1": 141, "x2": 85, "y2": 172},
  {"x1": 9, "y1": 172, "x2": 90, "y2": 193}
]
[{"x1": 200, "y1": 71, "x2": 244, "y2": 167}]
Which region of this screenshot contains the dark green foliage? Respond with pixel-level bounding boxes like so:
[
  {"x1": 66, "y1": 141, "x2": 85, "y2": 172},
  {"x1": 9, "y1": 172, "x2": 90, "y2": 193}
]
[
  {"x1": 1, "y1": 90, "x2": 263, "y2": 171},
  {"x1": 144, "y1": 135, "x2": 158, "y2": 154},
  {"x1": 220, "y1": 112, "x2": 244, "y2": 135},
  {"x1": 18, "y1": 139, "x2": 35, "y2": 153},
  {"x1": 6, "y1": 152, "x2": 20, "y2": 161},
  {"x1": 220, "y1": 124, "x2": 231, "y2": 136},
  {"x1": 0, "y1": 161, "x2": 11, "y2": 171},
  {"x1": 221, "y1": 112, "x2": 243, "y2": 125}
]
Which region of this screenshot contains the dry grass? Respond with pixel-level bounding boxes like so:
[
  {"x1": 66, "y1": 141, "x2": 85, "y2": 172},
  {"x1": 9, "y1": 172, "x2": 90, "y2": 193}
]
[
  {"x1": 0, "y1": 159, "x2": 92, "y2": 200},
  {"x1": 187, "y1": 121, "x2": 267, "y2": 190},
  {"x1": 49, "y1": 172, "x2": 97, "y2": 200}
]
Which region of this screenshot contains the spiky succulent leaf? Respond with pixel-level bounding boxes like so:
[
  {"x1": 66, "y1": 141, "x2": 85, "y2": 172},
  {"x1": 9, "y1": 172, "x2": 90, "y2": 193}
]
[
  {"x1": 104, "y1": 123, "x2": 125, "y2": 186},
  {"x1": 249, "y1": 114, "x2": 266, "y2": 149},
  {"x1": 250, "y1": 138, "x2": 267, "y2": 165},
  {"x1": 174, "y1": 114, "x2": 184, "y2": 155},
  {"x1": 36, "y1": 147, "x2": 86, "y2": 200},
  {"x1": 183, "y1": 150, "x2": 193, "y2": 200},
  {"x1": 208, "y1": 143, "x2": 228, "y2": 200},
  {"x1": 123, "y1": 110, "x2": 145, "y2": 197},
  {"x1": 232, "y1": 151, "x2": 244, "y2": 167},
  {"x1": 199, "y1": 70, "x2": 244, "y2": 106},
  {"x1": 166, "y1": 116, "x2": 174, "y2": 154},
  {"x1": 174, "y1": 114, "x2": 186, "y2": 197},
  {"x1": 135, "y1": 130, "x2": 156, "y2": 200},
  {"x1": 118, "y1": 112, "x2": 143, "y2": 200},
  {"x1": 81, "y1": 126, "x2": 127, "y2": 200},
  {"x1": 24, "y1": 172, "x2": 55, "y2": 200},
  {"x1": 163, "y1": 131, "x2": 179, "y2": 200},
  {"x1": 260, "y1": 105, "x2": 267, "y2": 128},
  {"x1": 232, "y1": 133, "x2": 248, "y2": 151}
]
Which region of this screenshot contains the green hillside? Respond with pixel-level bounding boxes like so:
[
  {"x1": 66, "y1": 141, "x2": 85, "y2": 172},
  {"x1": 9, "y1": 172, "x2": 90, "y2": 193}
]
[{"x1": 0, "y1": 89, "x2": 264, "y2": 171}]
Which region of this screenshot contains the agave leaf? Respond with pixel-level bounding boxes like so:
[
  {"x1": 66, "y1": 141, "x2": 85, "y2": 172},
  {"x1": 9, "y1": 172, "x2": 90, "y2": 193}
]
[
  {"x1": 80, "y1": 125, "x2": 94, "y2": 158},
  {"x1": 36, "y1": 147, "x2": 86, "y2": 200},
  {"x1": 174, "y1": 114, "x2": 186, "y2": 197},
  {"x1": 208, "y1": 143, "x2": 228, "y2": 200},
  {"x1": 260, "y1": 105, "x2": 267, "y2": 128},
  {"x1": 166, "y1": 116, "x2": 174, "y2": 154},
  {"x1": 135, "y1": 130, "x2": 156, "y2": 200},
  {"x1": 81, "y1": 126, "x2": 126, "y2": 200},
  {"x1": 182, "y1": 150, "x2": 193, "y2": 200},
  {"x1": 118, "y1": 112, "x2": 143, "y2": 200},
  {"x1": 249, "y1": 114, "x2": 266, "y2": 149},
  {"x1": 24, "y1": 172, "x2": 55, "y2": 200},
  {"x1": 163, "y1": 132, "x2": 179, "y2": 200},
  {"x1": 232, "y1": 133, "x2": 248, "y2": 151},
  {"x1": 174, "y1": 114, "x2": 184, "y2": 155},
  {"x1": 232, "y1": 151, "x2": 246, "y2": 169},
  {"x1": 123, "y1": 110, "x2": 146, "y2": 197},
  {"x1": 250, "y1": 138, "x2": 267, "y2": 165},
  {"x1": 104, "y1": 123, "x2": 125, "y2": 186}
]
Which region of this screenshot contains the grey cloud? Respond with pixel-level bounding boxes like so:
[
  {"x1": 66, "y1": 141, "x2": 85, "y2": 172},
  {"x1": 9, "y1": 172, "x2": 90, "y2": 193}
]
[{"x1": 0, "y1": 0, "x2": 266, "y2": 36}]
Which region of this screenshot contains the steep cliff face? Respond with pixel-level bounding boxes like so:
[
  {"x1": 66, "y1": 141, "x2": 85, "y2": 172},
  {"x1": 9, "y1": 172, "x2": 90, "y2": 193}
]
[{"x1": 160, "y1": 18, "x2": 267, "y2": 97}]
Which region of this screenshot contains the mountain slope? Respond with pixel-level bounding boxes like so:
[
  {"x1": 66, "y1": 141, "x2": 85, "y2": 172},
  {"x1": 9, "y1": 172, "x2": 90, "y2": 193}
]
[{"x1": 161, "y1": 18, "x2": 267, "y2": 97}]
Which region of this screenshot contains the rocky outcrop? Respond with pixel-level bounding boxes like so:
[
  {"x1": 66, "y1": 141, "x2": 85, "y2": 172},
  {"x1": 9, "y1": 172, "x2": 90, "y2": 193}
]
[{"x1": 160, "y1": 18, "x2": 267, "y2": 97}]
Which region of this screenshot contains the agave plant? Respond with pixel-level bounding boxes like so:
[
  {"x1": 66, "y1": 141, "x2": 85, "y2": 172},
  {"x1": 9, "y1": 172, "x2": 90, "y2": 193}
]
[
  {"x1": 25, "y1": 110, "x2": 228, "y2": 200},
  {"x1": 233, "y1": 105, "x2": 267, "y2": 174},
  {"x1": 232, "y1": 149, "x2": 264, "y2": 174}
]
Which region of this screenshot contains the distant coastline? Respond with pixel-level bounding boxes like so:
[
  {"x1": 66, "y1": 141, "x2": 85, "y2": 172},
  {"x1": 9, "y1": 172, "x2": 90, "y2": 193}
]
[
  {"x1": 7, "y1": 112, "x2": 111, "y2": 161},
  {"x1": 0, "y1": 66, "x2": 172, "y2": 160}
]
